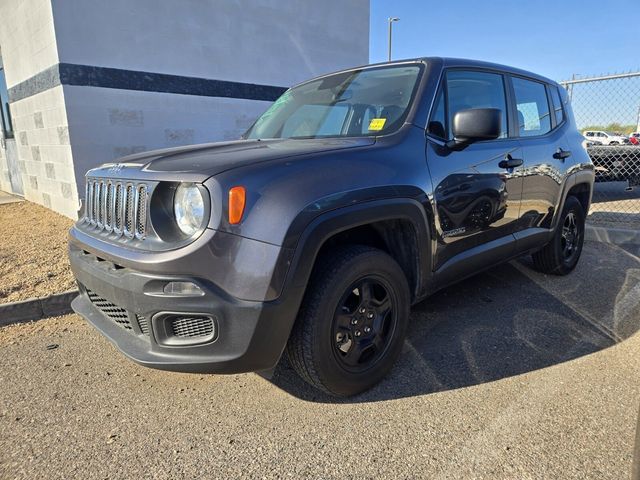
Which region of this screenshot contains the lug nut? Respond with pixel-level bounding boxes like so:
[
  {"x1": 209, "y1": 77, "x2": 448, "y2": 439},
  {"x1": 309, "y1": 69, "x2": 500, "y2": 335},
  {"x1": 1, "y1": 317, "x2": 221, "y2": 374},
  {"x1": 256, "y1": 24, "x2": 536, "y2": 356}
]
[
  {"x1": 367, "y1": 312, "x2": 374, "y2": 319},
  {"x1": 355, "y1": 330, "x2": 361, "y2": 337},
  {"x1": 364, "y1": 326, "x2": 371, "y2": 333},
  {"x1": 359, "y1": 307, "x2": 366, "y2": 314},
  {"x1": 351, "y1": 318, "x2": 358, "y2": 325}
]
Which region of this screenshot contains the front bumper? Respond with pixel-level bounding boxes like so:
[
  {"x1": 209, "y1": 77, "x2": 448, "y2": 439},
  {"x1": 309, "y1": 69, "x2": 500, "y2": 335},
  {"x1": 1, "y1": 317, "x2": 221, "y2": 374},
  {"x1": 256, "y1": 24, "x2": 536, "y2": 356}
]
[{"x1": 69, "y1": 234, "x2": 302, "y2": 374}]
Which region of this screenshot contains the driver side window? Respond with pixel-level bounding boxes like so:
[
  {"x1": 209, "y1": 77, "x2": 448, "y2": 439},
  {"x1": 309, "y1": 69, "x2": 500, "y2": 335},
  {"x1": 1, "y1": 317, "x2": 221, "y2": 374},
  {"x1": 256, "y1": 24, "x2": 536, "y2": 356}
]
[{"x1": 428, "y1": 70, "x2": 508, "y2": 140}]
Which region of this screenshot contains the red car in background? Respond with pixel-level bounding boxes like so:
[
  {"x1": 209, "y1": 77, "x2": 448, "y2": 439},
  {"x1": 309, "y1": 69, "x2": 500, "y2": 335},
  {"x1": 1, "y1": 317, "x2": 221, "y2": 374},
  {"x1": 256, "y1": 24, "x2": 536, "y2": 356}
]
[{"x1": 630, "y1": 133, "x2": 640, "y2": 145}]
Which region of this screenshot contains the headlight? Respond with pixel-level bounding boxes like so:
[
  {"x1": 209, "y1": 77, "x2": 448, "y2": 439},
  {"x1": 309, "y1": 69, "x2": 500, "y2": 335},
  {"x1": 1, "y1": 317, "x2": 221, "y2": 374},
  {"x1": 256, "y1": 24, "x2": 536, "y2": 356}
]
[{"x1": 174, "y1": 183, "x2": 205, "y2": 236}]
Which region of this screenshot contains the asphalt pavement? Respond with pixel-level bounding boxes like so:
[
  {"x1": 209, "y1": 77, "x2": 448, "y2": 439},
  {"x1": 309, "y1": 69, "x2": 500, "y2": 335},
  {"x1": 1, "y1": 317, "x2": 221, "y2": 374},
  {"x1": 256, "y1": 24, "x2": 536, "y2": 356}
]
[{"x1": 1, "y1": 240, "x2": 639, "y2": 479}]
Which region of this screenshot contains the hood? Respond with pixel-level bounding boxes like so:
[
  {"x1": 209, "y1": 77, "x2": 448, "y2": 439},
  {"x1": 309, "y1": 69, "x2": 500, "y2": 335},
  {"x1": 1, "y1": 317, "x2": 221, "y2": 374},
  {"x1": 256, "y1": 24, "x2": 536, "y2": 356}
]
[{"x1": 87, "y1": 138, "x2": 376, "y2": 182}]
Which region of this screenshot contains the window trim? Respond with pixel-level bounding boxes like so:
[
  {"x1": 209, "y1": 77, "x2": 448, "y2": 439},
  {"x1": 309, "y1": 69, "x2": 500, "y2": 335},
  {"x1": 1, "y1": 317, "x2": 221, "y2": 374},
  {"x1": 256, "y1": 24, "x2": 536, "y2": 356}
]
[
  {"x1": 426, "y1": 80, "x2": 447, "y2": 140},
  {"x1": 547, "y1": 83, "x2": 566, "y2": 129},
  {"x1": 426, "y1": 66, "x2": 513, "y2": 144}
]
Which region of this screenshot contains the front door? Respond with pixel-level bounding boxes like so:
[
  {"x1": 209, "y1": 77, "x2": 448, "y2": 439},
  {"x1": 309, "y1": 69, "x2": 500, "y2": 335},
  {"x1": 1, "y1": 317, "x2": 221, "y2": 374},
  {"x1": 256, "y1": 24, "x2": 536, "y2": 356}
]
[{"x1": 426, "y1": 69, "x2": 524, "y2": 274}]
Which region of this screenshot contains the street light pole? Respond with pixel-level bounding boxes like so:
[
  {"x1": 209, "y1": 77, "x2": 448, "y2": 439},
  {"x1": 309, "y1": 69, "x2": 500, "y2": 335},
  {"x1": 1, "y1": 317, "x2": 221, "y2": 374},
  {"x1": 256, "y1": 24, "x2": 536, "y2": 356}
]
[{"x1": 387, "y1": 17, "x2": 399, "y2": 62}]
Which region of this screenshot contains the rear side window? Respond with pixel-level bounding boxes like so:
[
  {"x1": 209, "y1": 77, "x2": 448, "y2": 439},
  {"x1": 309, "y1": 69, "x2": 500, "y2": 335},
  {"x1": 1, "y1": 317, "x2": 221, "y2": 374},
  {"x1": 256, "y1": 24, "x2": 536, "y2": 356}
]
[
  {"x1": 549, "y1": 86, "x2": 564, "y2": 125},
  {"x1": 512, "y1": 77, "x2": 551, "y2": 137},
  {"x1": 428, "y1": 70, "x2": 508, "y2": 140}
]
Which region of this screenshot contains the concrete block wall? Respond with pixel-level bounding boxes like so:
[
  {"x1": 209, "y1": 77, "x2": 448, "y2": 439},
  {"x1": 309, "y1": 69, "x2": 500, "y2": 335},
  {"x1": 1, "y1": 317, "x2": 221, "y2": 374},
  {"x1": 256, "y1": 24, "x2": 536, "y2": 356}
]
[
  {"x1": 9, "y1": 86, "x2": 78, "y2": 217},
  {"x1": 0, "y1": 0, "x2": 67, "y2": 211},
  {"x1": 0, "y1": 0, "x2": 58, "y2": 87},
  {"x1": 64, "y1": 86, "x2": 272, "y2": 190}
]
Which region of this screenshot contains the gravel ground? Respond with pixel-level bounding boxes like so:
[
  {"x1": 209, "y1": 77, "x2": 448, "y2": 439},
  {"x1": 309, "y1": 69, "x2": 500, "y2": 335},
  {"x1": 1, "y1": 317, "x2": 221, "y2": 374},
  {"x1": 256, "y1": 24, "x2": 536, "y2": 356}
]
[
  {"x1": 0, "y1": 201, "x2": 75, "y2": 304},
  {"x1": 1, "y1": 241, "x2": 639, "y2": 479}
]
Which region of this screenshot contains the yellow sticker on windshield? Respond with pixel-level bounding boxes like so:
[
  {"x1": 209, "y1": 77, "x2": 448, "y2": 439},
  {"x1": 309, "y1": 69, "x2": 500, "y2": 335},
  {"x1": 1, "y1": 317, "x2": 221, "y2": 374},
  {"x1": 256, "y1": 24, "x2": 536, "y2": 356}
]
[{"x1": 368, "y1": 118, "x2": 387, "y2": 131}]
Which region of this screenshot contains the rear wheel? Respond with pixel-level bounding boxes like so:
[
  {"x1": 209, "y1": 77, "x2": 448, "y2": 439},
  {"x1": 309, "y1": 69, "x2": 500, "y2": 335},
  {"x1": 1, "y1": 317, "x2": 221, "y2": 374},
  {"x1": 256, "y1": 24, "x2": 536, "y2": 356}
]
[
  {"x1": 531, "y1": 196, "x2": 585, "y2": 275},
  {"x1": 286, "y1": 245, "x2": 410, "y2": 397}
]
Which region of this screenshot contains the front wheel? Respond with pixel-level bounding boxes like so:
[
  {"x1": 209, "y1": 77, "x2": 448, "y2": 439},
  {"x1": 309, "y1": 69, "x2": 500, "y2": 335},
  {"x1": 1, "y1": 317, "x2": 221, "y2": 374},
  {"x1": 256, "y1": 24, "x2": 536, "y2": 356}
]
[
  {"x1": 531, "y1": 196, "x2": 585, "y2": 275},
  {"x1": 286, "y1": 245, "x2": 410, "y2": 397}
]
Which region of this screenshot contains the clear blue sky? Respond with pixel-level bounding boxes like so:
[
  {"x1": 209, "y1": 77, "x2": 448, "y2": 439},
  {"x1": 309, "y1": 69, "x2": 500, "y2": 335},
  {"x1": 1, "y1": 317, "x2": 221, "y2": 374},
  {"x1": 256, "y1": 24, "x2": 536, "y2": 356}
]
[{"x1": 369, "y1": 0, "x2": 639, "y2": 82}]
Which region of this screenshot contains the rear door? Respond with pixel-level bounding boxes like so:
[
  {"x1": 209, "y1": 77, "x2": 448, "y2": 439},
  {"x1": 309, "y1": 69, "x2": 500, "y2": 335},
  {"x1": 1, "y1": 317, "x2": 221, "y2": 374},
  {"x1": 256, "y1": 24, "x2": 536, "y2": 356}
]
[
  {"x1": 510, "y1": 76, "x2": 571, "y2": 244},
  {"x1": 426, "y1": 69, "x2": 524, "y2": 274}
]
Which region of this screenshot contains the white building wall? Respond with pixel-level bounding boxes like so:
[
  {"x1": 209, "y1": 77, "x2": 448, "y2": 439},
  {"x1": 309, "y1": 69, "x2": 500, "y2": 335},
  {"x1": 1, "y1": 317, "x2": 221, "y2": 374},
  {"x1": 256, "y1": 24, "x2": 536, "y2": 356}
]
[
  {"x1": 10, "y1": 86, "x2": 78, "y2": 217},
  {"x1": 0, "y1": 0, "x2": 75, "y2": 211},
  {"x1": 0, "y1": 0, "x2": 370, "y2": 218},
  {"x1": 52, "y1": 0, "x2": 370, "y2": 86},
  {"x1": 0, "y1": 0, "x2": 59, "y2": 86},
  {"x1": 64, "y1": 85, "x2": 272, "y2": 182}
]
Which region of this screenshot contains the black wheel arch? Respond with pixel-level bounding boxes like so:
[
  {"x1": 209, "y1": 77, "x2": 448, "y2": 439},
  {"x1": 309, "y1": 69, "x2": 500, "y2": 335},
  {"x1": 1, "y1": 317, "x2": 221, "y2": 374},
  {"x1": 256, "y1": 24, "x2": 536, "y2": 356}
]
[
  {"x1": 546, "y1": 169, "x2": 594, "y2": 231},
  {"x1": 283, "y1": 198, "x2": 433, "y2": 306}
]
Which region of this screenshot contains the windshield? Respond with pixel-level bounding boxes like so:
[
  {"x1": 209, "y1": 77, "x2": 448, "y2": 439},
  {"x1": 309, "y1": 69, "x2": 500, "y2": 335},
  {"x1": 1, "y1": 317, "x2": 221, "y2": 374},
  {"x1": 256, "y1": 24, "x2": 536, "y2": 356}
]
[{"x1": 244, "y1": 64, "x2": 423, "y2": 140}]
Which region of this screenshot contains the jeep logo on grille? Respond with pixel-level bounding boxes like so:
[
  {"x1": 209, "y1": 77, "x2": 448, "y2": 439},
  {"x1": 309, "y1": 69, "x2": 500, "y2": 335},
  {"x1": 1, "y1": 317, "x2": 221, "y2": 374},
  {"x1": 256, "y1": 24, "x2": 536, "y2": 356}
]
[{"x1": 108, "y1": 163, "x2": 125, "y2": 174}]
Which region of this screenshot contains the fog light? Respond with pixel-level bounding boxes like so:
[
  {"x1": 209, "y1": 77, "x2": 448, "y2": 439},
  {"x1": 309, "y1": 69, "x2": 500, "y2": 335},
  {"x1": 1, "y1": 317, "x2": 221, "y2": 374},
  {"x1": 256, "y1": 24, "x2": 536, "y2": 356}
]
[{"x1": 163, "y1": 281, "x2": 204, "y2": 296}]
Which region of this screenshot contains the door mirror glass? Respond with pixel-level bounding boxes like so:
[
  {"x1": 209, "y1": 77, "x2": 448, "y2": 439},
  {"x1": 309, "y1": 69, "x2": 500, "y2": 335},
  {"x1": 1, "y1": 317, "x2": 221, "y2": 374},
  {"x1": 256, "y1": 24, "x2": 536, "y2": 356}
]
[{"x1": 449, "y1": 108, "x2": 502, "y2": 148}]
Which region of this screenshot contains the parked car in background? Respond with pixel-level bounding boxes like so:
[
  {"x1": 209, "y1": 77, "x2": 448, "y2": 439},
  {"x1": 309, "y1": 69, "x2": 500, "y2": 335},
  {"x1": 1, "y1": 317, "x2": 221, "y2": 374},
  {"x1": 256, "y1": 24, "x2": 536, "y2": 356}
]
[
  {"x1": 68, "y1": 58, "x2": 595, "y2": 396},
  {"x1": 630, "y1": 132, "x2": 640, "y2": 145},
  {"x1": 583, "y1": 130, "x2": 629, "y2": 145},
  {"x1": 582, "y1": 139, "x2": 603, "y2": 149}
]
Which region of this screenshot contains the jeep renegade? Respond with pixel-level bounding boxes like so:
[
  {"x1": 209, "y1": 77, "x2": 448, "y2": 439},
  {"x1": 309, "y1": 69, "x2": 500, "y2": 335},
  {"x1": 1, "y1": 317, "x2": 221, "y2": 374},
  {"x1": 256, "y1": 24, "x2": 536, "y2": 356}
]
[{"x1": 69, "y1": 58, "x2": 595, "y2": 396}]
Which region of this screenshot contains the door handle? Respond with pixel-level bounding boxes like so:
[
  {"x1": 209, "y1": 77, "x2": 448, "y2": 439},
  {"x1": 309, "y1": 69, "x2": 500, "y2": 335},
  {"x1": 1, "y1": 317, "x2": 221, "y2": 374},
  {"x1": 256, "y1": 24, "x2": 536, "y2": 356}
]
[
  {"x1": 499, "y1": 155, "x2": 523, "y2": 169},
  {"x1": 553, "y1": 148, "x2": 572, "y2": 160}
]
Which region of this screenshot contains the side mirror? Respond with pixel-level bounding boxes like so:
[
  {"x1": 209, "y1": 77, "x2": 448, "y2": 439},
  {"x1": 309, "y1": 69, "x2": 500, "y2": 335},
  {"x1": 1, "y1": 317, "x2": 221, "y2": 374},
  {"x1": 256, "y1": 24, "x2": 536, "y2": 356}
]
[{"x1": 447, "y1": 108, "x2": 502, "y2": 149}]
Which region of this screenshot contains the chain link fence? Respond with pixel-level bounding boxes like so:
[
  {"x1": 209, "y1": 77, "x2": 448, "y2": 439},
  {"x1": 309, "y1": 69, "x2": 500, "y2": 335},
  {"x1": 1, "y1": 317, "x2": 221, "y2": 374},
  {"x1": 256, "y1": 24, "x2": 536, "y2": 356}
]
[{"x1": 560, "y1": 72, "x2": 640, "y2": 229}]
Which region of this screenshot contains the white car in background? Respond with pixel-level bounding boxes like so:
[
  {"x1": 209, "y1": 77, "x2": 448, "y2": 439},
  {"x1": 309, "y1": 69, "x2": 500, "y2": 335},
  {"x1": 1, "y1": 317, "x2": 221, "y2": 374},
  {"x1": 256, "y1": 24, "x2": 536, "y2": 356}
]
[{"x1": 583, "y1": 130, "x2": 629, "y2": 145}]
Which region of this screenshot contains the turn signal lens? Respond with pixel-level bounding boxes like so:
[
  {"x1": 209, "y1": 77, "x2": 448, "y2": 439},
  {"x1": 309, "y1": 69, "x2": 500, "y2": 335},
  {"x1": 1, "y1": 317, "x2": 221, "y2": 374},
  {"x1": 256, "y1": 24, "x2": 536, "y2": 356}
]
[{"x1": 228, "y1": 186, "x2": 246, "y2": 224}]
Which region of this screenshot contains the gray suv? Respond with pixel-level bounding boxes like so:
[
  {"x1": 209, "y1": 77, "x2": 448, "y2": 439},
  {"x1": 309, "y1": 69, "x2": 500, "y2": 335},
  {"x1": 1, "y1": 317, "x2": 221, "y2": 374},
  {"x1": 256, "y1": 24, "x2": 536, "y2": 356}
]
[{"x1": 69, "y1": 57, "x2": 594, "y2": 396}]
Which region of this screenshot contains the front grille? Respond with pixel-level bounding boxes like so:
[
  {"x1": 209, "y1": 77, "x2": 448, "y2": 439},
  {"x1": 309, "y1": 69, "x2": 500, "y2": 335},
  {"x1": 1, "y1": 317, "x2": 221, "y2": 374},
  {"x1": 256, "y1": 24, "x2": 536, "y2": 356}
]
[
  {"x1": 125, "y1": 184, "x2": 135, "y2": 236},
  {"x1": 86, "y1": 289, "x2": 132, "y2": 330},
  {"x1": 114, "y1": 183, "x2": 124, "y2": 233},
  {"x1": 104, "y1": 182, "x2": 113, "y2": 231},
  {"x1": 84, "y1": 178, "x2": 148, "y2": 240},
  {"x1": 170, "y1": 316, "x2": 214, "y2": 338},
  {"x1": 136, "y1": 185, "x2": 148, "y2": 237}
]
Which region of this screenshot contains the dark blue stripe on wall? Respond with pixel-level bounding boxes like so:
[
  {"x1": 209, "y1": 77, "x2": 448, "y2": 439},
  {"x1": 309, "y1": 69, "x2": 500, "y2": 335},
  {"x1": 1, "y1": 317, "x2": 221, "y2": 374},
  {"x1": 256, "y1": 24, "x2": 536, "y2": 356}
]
[{"x1": 8, "y1": 63, "x2": 288, "y2": 103}]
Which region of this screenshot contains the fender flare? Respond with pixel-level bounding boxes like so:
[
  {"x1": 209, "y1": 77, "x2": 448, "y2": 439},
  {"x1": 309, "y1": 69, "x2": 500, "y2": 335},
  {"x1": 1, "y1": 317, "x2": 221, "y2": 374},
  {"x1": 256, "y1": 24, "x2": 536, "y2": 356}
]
[
  {"x1": 282, "y1": 197, "x2": 433, "y2": 301},
  {"x1": 550, "y1": 168, "x2": 595, "y2": 230}
]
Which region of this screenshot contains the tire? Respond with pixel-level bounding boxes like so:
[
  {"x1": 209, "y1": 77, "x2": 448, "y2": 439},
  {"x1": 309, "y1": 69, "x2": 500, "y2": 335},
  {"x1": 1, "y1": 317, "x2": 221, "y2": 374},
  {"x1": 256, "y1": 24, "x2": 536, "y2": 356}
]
[
  {"x1": 531, "y1": 196, "x2": 585, "y2": 275},
  {"x1": 286, "y1": 245, "x2": 410, "y2": 397}
]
